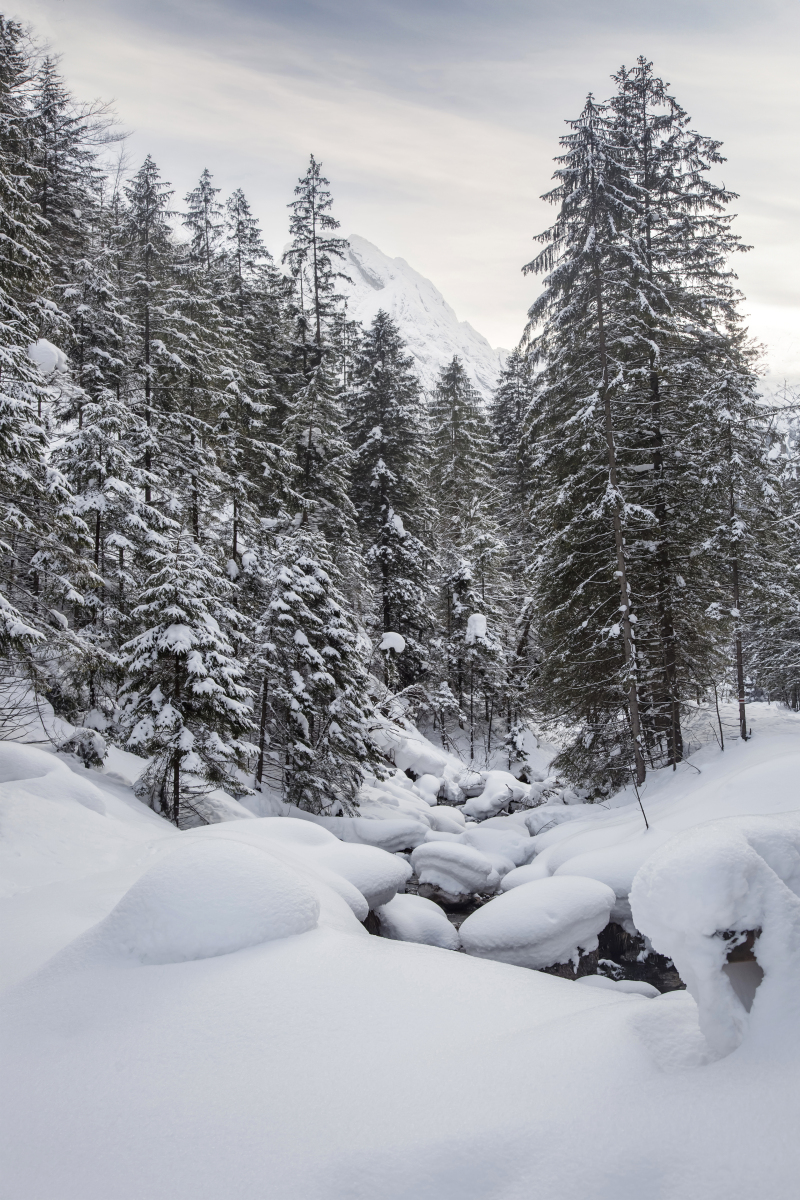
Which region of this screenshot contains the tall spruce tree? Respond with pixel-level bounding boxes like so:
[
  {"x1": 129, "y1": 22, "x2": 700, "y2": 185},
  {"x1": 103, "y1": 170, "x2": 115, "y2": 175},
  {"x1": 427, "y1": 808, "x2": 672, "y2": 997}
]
[
  {"x1": 522, "y1": 94, "x2": 648, "y2": 787},
  {"x1": 429, "y1": 356, "x2": 505, "y2": 756},
  {"x1": 348, "y1": 310, "x2": 435, "y2": 687}
]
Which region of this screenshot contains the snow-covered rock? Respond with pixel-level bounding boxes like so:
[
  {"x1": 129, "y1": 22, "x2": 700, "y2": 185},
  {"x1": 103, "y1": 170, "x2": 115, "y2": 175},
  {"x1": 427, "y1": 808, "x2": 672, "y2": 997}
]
[
  {"x1": 462, "y1": 769, "x2": 530, "y2": 820},
  {"x1": 500, "y1": 860, "x2": 551, "y2": 890},
  {"x1": 459, "y1": 826, "x2": 534, "y2": 872},
  {"x1": 58, "y1": 841, "x2": 320, "y2": 967},
  {"x1": 376, "y1": 893, "x2": 460, "y2": 950},
  {"x1": 577, "y1": 975, "x2": 659, "y2": 998},
  {"x1": 413, "y1": 773, "x2": 442, "y2": 806},
  {"x1": 341, "y1": 235, "x2": 506, "y2": 399},
  {"x1": 411, "y1": 841, "x2": 494, "y2": 899},
  {"x1": 310, "y1": 842, "x2": 412, "y2": 910},
  {"x1": 425, "y1": 806, "x2": 468, "y2": 834},
  {"x1": 459, "y1": 876, "x2": 616, "y2": 970}
]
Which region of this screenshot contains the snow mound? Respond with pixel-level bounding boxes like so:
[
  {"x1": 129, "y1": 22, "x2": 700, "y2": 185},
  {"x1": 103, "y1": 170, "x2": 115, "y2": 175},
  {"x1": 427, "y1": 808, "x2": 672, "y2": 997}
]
[
  {"x1": 460, "y1": 876, "x2": 616, "y2": 970},
  {"x1": 311, "y1": 842, "x2": 412, "y2": 909},
  {"x1": 376, "y1": 893, "x2": 460, "y2": 950},
  {"x1": 185, "y1": 822, "x2": 371, "y2": 925},
  {"x1": 462, "y1": 770, "x2": 530, "y2": 820},
  {"x1": 414, "y1": 773, "x2": 442, "y2": 805},
  {"x1": 577, "y1": 974, "x2": 659, "y2": 998},
  {"x1": 411, "y1": 841, "x2": 494, "y2": 898},
  {"x1": 631, "y1": 812, "x2": 800, "y2": 1056},
  {"x1": 425, "y1": 806, "x2": 468, "y2": 834},
  {"x1": 77, "y1": 841, "x2": 320, "y2": 966},
  {"x1": 0, "y1": 742, "x2": 70, "y2": 784},
  {"x1": 500, "y1": 861, "x2": 551, "y2": 890},
  {"x1": 460, "y1": 825, "x2": 533, "y2": 869}
]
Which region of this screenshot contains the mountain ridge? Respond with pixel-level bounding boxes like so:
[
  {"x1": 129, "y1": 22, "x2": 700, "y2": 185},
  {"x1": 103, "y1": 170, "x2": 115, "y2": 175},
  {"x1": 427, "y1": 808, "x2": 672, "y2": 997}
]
[{"x1": 342, "y1": 235, "x2": 508, "y2": 399}]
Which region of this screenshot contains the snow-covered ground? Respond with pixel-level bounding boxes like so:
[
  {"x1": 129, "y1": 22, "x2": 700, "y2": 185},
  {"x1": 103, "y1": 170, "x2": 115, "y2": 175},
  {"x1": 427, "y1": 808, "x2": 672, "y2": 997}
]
[
  {"x1": 342, "y1": 234, "x2": 508, "y2": 398},
  {"x1": 3, "y1": 702, "x2": 800, "y2": 1198}
]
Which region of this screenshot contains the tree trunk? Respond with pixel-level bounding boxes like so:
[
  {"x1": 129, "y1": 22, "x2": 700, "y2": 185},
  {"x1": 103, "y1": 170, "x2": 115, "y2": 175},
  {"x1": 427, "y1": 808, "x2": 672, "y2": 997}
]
[
  {"x1": 593, "y1": 258, "x2": 646, "y2": 786},
  {"x1": 255, "y1": 675, "x2": 269, "y2": 790}
]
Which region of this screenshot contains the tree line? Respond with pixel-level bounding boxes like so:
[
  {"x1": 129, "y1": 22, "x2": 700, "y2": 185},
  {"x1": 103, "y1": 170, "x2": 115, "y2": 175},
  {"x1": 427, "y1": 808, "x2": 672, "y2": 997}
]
[{"x1": 0, "y1": 20, "x2": 796, "y2": 820}]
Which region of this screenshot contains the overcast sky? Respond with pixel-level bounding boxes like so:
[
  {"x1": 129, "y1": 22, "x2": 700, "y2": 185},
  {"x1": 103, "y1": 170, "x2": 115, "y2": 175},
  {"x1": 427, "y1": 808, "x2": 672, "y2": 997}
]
[{"x1": 19, "y1": 0, "x2": 800, "y2": 383}]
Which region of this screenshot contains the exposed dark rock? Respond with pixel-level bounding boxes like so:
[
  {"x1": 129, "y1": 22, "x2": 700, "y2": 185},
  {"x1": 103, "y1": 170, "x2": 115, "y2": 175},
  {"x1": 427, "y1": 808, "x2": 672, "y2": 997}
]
[
  {"x1": 540, "y1": 950, "x2": 599, "y2": 979},
  {"x1": 598, "y1": 922, "x2": 684, "y2": 993},
  {"x1": 361, "y1": 911, "x2": 382, "y2": 936}
]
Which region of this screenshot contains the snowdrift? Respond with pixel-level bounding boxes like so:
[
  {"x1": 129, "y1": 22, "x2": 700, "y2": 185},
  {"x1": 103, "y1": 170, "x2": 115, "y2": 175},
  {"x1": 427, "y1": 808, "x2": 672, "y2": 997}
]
[{"x1": 3, "y1": 703, "x2": 800, "y2": 1198}]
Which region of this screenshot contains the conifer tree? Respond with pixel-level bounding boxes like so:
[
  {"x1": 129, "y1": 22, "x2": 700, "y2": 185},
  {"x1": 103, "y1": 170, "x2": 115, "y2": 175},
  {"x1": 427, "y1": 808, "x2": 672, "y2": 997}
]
[
  {"x1": 0, "y1": 19, "x2": 91, "y2": 660},
  {"x1": 121, "y1": 529, "x2": 252, "y2": 825},
  {"x1": 348, "y1": 310, "x2": 435, "y2": 686},
  {"x1": 254, "y1": 527, "x2": 377, "y2": 814},
  {"x1": 281, "y1": 155, "x2": 358, "y2": 558},
  {"x1": 216, "y1": 187, "x2": 291, "y2": 563},
  {"x1": 522, "y1": 94, "x2": 648, "y2": 787},
  {"x1": 429, "y1": 356, "x2": 505, "y2": 754}
]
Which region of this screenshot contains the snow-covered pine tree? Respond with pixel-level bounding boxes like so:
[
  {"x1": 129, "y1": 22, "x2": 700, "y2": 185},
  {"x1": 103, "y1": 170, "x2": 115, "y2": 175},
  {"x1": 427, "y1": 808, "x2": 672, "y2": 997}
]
[
  {"x1": 281, "y1": 155, "x2": 359, "y2": 562},
  {"x1": 490, "y1": 349, "x2": 539, "y2": 749},
  {"x1": 429, "y1": 355, "x2": 506, "y2": 759},
  {"x1": 253, "y1": 526, "x2": 377, "y2": 814},
  {"x1": 183, "y1": 168, "x2": 224, "y2": 272},
  {"x1": 53, "y1": 182, "x2": 170, "y2": 717},
  {"x1": 124, "y1": 158, "x2": 224, "y2": 541},
  {"x1": 348, "y1": 309, "x2": 435, "y2": 687},
  {"x1": 216, "y1": 187, "x2": 292, "y2": 565},
  {"x1": 121, "y1": 529, "x2": 252, "y2": 825},
  {"x1": 244, "y1": 157, "x2": 376, "y2": 811},
  {"x1": 522, "y1": 94, "x2": 648, "y2": 789},
  {"x1": 0, "y1": 19, "x2": 92, "y2": 665},
  {"x1": 603, "y1": 58, "x2": 787, "y2": 762}
]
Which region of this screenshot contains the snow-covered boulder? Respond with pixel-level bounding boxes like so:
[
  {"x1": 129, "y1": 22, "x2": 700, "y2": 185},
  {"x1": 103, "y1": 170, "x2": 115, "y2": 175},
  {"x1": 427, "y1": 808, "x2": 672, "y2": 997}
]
[
  {"x1": 577, "y1": 975, "x2": 659, "y2": 998},
  {"x1": 500, "y1": 860, "x2": 551, "y2": 890},
  {"x1": 413, "y1": 773, "x2": 442, "y2": 805},
  {"x1": 411, "y1": 841, "x2": 495, "y2": 900},
  {"x1": 311, "y1": 842, "x2": 412, "y2": 910},
  {"x1": 370, "y1": 720, "x2": 458, "y2": 780},
  {"x1": 462, "y1": 770, "x2": 530, "y2": 820},
  {"x1": 631, "y1": 813, "x2": 800, "y2": 1056},
  {"x1": 459, "y1": 876, "x2": 616, "y2": 971},
  {"x1": 376, "y1": 893, "x2": 460, "y2": 950},
  {"x1": 187, "y1": 820, "x2": 371, "y2": 923},
  {"x1": 425, "y1": 806, "x2": 468, "y2": 834},
  {"x1": 554, "y1": 830, "x2": 674, "y2": 933},
  {"x1": 460, "y1": 826, "x2": 534, "y2": 870},
  {"x1": 67, "y1": 841, "x2": 320, "y2": 967}
]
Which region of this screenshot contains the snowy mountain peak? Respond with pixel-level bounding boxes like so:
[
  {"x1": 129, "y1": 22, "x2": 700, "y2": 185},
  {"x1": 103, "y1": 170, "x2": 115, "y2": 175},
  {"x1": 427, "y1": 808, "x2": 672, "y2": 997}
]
[{"x1": 342, "y1": 235, "x2": 507, "y2": 399}]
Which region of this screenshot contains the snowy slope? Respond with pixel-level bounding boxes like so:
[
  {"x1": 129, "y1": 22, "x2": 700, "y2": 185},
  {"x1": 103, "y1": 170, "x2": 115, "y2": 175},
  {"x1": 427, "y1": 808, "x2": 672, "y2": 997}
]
[
  {"x1": 342, "y1": 235, "x2": 507, "y2": 398},
  {"x1": 4, "y1": 707, "x2": 800, "y2": 1198}
]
